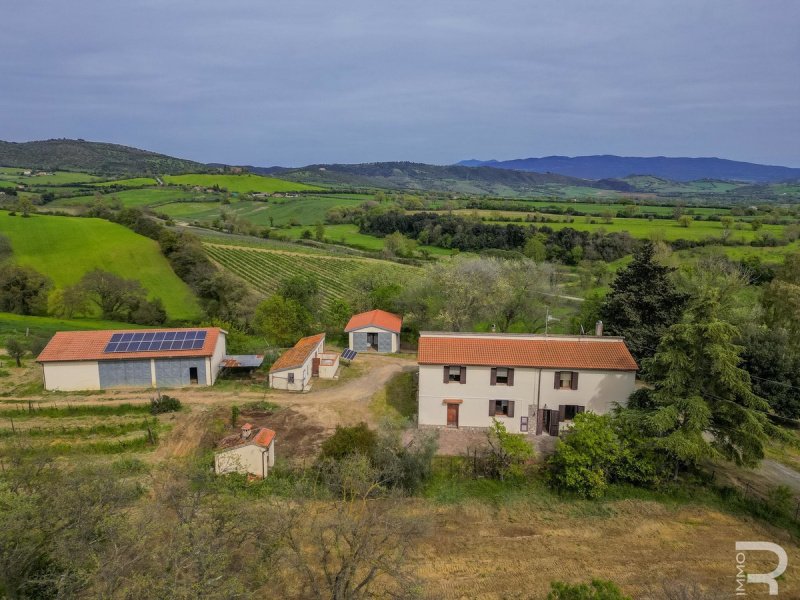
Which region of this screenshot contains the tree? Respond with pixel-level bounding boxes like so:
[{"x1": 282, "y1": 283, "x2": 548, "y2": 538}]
[
  {"x1": 315, "y1": 222, "x2": 325, "y2": 242},
  {"x1": 6, "y1": 337, "x2": 25, "y2": 367},
  {"x1": 278, "y1": 274, "x2": 320, "y2": 314},
  {"x1": 642, "y1": 293, "x2": 771, "y2": 475},
  {"x1": 599, "y1": 242, "x2": 689, "y2": 363},
  {"x1": 739, "y1": 325, "x2": 800, "y2": 419},
  {"x1": 720, "y1": 216, "x2": 734, "y2": 230},
  {"x1": 70, "y1": 269, "x2": 147, "y2": 320},
  {"x1": 0, "y1": 234, "x2": 12, "y2": 262},
  {"x1": 523, "y1": 234, "x2": 547, "y2": 262},
  {"x1": 751, "y1": 219, "x2": 763, "y2": 231},
  {"x1": 678, "y1": 215, "x2": 692, "y2": 228},
  {"x1": 383, "y1": 232, "x2": 417, "y2": 258},
  {"x1": 762, "y1": 252, "x2": 800, "y2": 342},
  {"x1": 0, "y1": 264, "x2": 51, "y2": 316},
  {"x1": 48, "y1": 286, "x2": 90, "y2": 318},
  {"x1": 16, "y1": 196, "x2": 34, "y2": 217},
  {"x1": 483, "y1": 419, "x2": 534, "y2": 480},
  {"x1": 253, "y1": 294, "x2": 313, "y2": 346}
]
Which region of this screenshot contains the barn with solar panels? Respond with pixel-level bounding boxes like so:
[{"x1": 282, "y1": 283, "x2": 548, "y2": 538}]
[{"x1": 36, "y1": 327, "x2": 227, "y2": 391}]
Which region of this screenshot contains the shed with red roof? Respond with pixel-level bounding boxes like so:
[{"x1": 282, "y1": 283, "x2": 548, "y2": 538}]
[
  {"x1": 345, "y1": 309, "x2": 402, "y2": 353},
  {"x1": 214, "y1": 424, "x2": 276, "y2": 478}
]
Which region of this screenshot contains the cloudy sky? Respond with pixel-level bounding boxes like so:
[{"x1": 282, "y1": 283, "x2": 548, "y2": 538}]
[{"x1": 2, "y1": 1, "x2": 798, "y2": 167}]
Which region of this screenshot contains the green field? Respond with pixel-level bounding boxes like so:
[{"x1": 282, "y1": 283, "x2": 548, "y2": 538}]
[
  {"x1": 0, "y1": 212, "x2": 200, "y2": 319},
  {"x1": 90, "y1": 177, "x2": 159, "y2": 187},
  {"x1": 157, "y1": 195, "x2": 366, "y2": 226},
  {"x1": 162, "y1": 173, "x2": 323, "y2": 193},
  {"x1": 0, "y1": 312, "x2": 142, "y2": 341},
  {"x1": 205, "y1": 243, "x2": 418, "y2": 307},
  {"x1": 50, "y1": 187, "x2": 225, "y2": 208},
  {"x1": 0, "y1": 169, "x2": 101, "y2": 185},
  {"x1": 276, "y1": 223, "x2": 453, "y2": 255}
]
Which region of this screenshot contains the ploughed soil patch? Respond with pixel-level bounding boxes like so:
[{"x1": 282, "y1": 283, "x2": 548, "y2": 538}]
[{"x1": 234, "y1": 406, "x2": 326, "y2": 463}]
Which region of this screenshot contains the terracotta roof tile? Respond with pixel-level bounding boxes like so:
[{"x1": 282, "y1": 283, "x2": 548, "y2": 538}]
[
  {"x1": 345, "y1": 309, "x2": 402, "y2": 333},
  {"x1": 269, "y1": 333, "x2": 325, "y2": 373},
  {"x1": 252, "y1": 427, "x2": 275, "y2": 448},
  {"x1": 418, "y1": 334, "x2": 637, "y2": 371},
  {"x1": 37, "y1": 328, "x2": 223, "y2": 363}
]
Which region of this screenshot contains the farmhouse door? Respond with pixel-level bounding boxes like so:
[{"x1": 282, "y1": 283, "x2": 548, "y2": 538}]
[
  {"x1": 312, "y1": 357, "x2": 320, "y2": 376},
  {"x1": 367, "y1": 332, "x2": 378, "y2": 349},
  {"x1": 189, "y1": 367, "x2": 198, "y2": 385},
  {"x1": 446, "y1": 403, "x2": 459, "y2": 428}
]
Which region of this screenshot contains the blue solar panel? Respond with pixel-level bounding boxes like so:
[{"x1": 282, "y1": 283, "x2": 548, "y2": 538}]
[
  {"x1": 103, "y1": 330, "x2": 209, "y2": 353},
  {"x1": 341, "y1": 348, "x2": 358, "y2": 360}
]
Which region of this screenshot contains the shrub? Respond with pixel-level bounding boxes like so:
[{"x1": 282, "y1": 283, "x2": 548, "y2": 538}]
[
  {"x1": 320, "y1": 422, "x2": 377, "y2": 460},
  {"x1": 150, "y1": 394, "x2": 182, "y2": 414},
  {"x1": 548, "y1": 579, "x2": 631, "y2": 600},
  {"x1": 482, "y1": 418, "x2": 534, "y2": 480}
]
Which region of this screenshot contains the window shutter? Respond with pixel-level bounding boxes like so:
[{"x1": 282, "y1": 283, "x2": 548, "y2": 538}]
[
  {"x1": 576, "y1": 405, "x2": 586, "y2": 414},
  {"x1": 489, "y1": 400, "x2": 496, "y2": 416},
  {"x1": 507, "y1": 368, "x2": 514, "y2": 386},
  {"x1": 490, "y1": 368, "x2": 497, "y2": 386},
  {"x1": 460, "y1": 366, "x2": 467, "y2": 384},
  {"x1": 535, "y1": 409, "x2": 544, "y2": 435},
  {"x1": 548, "y1": 409, "x2": 560, "y2": 436},
  {"x1": 508, "y1": 401, "x2": 515, "y2": 418},
  {"x1": 558, "y1": 405, "x2": 566, "y2": 422},
  {"x1": 554, "y1": 371, "x2": 560, "y2": 389},
  {"x1": 570, "y1": 372, "x2": 579, "y2": 390},
  {"x1": 443, "y1": 366, "x2": 449, "y2": 384}
]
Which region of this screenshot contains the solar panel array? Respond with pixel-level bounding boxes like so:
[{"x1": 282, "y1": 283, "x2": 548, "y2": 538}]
[
  {"x1": 104, "y1": 331, "x2": 208, "y2": 354},
  {"x1": 341, "y1": 348, "x2": 358, "y2": 360}
]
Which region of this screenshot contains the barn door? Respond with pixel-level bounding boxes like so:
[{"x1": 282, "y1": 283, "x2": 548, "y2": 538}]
[
  {"x1": 312, "y1": 357, "x2": 320, "y2": 376},
  {"x1": 548, "y1": 409, "x2": 560, "y2": 436}
]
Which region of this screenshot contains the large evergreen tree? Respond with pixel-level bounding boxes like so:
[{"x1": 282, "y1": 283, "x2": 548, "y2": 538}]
[
  {"x1": 641, "y1": 293, "x2": 771, "y2": 476},
  {"x1": 600, "y1": 242, "x2": 688, "y2": 362}
]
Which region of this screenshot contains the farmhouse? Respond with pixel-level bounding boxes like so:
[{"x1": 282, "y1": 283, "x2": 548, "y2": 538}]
[
  {"x1": 37, "y1": 327, "x2": 227, "y2": 391},
  {"x1": 345, "y1": 309, "x2": 402, "y2": 353},
  {"x1": 269, "y1": 333, "x2": 339, "y2": 391},
  {"x1": 417, "y1": 331, "x2": 637, "y2": 435},
  {"x1": 214, "y1": 424, "x2": 276, "y2": 478}
]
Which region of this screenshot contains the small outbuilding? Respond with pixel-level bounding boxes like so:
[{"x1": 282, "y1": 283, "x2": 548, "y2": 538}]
[
  {"x1": 214, "y1": 424, "x2": 276, "y2": 478},
  {"x1": 36, "y1": 327, "x2": 227, "y2": 391},
  {"x1": 269, "y1": 333, "x2": 339, "y2": 391},
  {"x1": 345, "y1": 309, "x2": 402, "y2": 353}
]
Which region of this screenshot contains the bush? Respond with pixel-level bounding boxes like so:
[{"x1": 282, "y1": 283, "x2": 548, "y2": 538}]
[
  {"x1": 150, "y1": 394, "x2": 182, "y2": 414},
  {"x1": 320, "y1": 422, "x2": 377, "y2": 460},
  {"x1": 548, "y1": 579, "x2": 631, "y2": 599}
]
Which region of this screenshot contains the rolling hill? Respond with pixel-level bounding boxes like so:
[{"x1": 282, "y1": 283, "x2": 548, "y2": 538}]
[
  {"x1": 0, "y1": 212, "x2": 201, "y2": 320},
  {"x1": 0, "y1": 139, "x2": 208, "y2": 175},
  {"x1": 457, "y1": 155, "x2": 800, "y2": 183}
]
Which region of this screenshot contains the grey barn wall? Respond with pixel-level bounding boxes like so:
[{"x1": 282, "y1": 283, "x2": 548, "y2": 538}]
[
  {"x1": 98, "y1": 360, "x2": 151, "y2": 388},
  {"x1": 352, "y1": 332, "x2": 369, "y2": 352},
  {"x1": 155, "y1": 358, "x2": 207, "y2": 387},
  {"x1": 378, "y1": 333, "x2": 392, "y2": 352}
]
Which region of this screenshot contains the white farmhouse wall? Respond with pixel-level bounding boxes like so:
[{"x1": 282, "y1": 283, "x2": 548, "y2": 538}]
[
  {"x1": 349, "y1": 326, "x2": 399, "y2": 352},
  {"x1": 209, "y1": 331, "x2": 227, "y2": 384},
  {"x1": 214, "y1": 442, "x2": 271, "y2": 477},
  {"x1": 270, "y1": 339, "x2": 324, "y2": 391},
  {"x1": 318, "y1": 354, "x2": 340, "y2": 379},
  {"x1": 43, "y1": 361, "x2": 101, "y2": 391},
  {"x1": 418, "y1": 364, "x2": 635, "y2": 434}
]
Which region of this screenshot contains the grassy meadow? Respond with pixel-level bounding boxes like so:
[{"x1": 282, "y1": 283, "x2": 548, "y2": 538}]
[
  {"x1": 0, "y1": 212, "x2": 200, "y2": 319},
  {"x1": 162, "y1": 173, "x2": 323, "y2": 193}
]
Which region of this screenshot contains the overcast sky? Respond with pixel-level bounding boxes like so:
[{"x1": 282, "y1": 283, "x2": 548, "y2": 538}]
[{"x1": 1, "y1": 1, "x2": 798, "y2": 167}]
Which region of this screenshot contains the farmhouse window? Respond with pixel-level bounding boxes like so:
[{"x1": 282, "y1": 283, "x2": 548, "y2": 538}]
[
  {"x1": 288, "y1": 373, "x2": 295, "y2": 384},
  {"x1": 491, "y1": 367, "x2": 514, "y2": 386},
  {"x1": 444, "y1": 366, "x2": 466, "y2": 384},
  {"x1": 489, "y1": 399, "x2": 515, "y2": 417},
  {"x1": 554, "y1": 371, "x2": 579, "y2": 390},
  {"x1": 559, "y1": 404, "x2": 585, "y2": 421}
]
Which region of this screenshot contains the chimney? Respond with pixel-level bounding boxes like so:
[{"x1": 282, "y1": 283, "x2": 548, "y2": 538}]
[
  {"x1": 491, "y1": 324, "x2": 496, "y2": 333},
  {"x1": 241, "y1": 423, "x2": 253, "y2": 439},
  {"x1": 595, "y1": 320, "x2": 603, "y2": 337}
]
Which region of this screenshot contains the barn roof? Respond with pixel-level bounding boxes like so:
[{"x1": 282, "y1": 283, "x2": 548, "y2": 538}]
[
  {"x1": 37, "y1": 328, "x2": 224, "y2": 363},
  {"x1": 217, "y1": 426, "x2": 276, "y2": 451},
  {"x1": 269, "y1": 333, "x2": 325, "y2": 373},
  {"x1": 418, "y1": 332, "x2": 637, "y2": 371},
  {"x1": 345, "y1": 309, "x2": 402, "y2": 333}
]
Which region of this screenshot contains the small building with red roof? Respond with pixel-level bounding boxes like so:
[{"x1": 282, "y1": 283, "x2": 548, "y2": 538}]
[
  {"x1": 417, "y1": 329, "x2": 637, "y2": 436},
  {"x1": 269, "y1": 333, "x2": 339, "y2": 391},
  {"x1": 345, "y1": 309, "x2": 402, "y2": 353},
  {"x1": 36, "y1": 327, "x2": 227, "y2": 391},
  {"x1": 214, "y1": 424, "x2": 276, "y2": 478}
]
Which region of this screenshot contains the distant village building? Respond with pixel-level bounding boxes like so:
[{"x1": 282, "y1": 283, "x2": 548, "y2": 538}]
[
  {"x1": 416, "y1": 330, "x2": 637, "y2": 435},
  {"x1": 36, "y1": 327, "x2": 227, "y2": 391},
  {"x1": 345, "y1": 309, "x2": 402, "y2": 353},
  {"x1": 214, "y1": 424, "x2": 276, "y2": 478},
  {"x1": 269, "y1": 333, "x2": 339, "y2": 391}
]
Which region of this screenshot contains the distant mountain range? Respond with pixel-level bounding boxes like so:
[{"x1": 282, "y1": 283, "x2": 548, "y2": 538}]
[
  {"x1": 0, "y1": 139, "x2": 208, "y2": 175},
  {"x1": 457, "y1": 155, "x2": 800, "y2": 183}
]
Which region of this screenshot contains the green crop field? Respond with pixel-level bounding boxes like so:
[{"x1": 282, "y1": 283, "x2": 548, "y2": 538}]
[
  {"x1": 90, "y1": 177, "x2": 159, "y2": 187},
  {"x1": 276, "y1": 224, "x2": 453, "y2": 255},
  {"x1": 0, "y1": 212, "x2": 200, "y2": 319},
  {"x1": 0, "y1": 170, "x2": 101, "y2": 185},
  {"x1": 157, "y1": 194, "x2": 366, "y2": 226},
  {"x1": 0, "y1": 312, "x2": 142, "y2": 342},
  {"x1": 162, "y1": 173, "x2": 323, "y2": 193},
  {"x1": 50, "y1": 187, "x2": 225, "y2": 208},
  {"x1": 205, "y1": 243, "x2": 418, "y2": 307}
]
